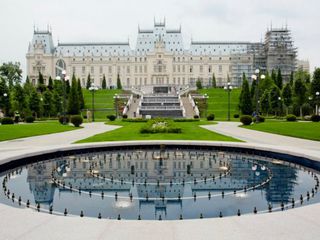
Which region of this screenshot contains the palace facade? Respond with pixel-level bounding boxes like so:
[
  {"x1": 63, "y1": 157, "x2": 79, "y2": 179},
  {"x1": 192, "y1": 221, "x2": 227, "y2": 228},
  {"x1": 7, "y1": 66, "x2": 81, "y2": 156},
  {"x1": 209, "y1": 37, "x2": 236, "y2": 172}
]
[{"x1": 26, "y1": 20, "x2": 297, "y2": 88}]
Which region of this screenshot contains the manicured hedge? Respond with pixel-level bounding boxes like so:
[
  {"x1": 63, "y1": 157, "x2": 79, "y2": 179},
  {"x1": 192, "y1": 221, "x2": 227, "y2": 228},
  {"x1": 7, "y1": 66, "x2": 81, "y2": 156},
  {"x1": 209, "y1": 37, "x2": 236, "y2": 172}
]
[
  {"x1": 311, "y1": 115, "x2": 320, "y2": 122},
  {"x1": 1, "y1": 117, "x2": 14, "y2": 125},
  {"x1": 206, "y1": 113, "x2": 215, "y2": 121},
  {"x1": 286, "y1": 114, "x2": 297, "y2": 122},
  {"x1": 25, "y1": 116, "x2": 35, "y2": 123},
  {"x1": 71, "y1": 115, "x2": 83, "y2": 127},
  {"x1": 240, "y1": 115, "x2": 252, "y2": 125},
  {"x1": 173, "y1": 118, "x2": 200, "y2": 122},
  {"x1": 59, "y1": 116, "x2": 70, "y2": 124},
  {"x1": 107, "y1": 115, "x2": 116, "y2": 121}
]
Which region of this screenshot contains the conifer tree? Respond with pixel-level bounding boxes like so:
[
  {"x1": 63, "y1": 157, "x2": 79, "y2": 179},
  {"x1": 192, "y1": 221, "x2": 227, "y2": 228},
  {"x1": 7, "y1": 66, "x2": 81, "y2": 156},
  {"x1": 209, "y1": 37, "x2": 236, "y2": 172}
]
[
  {"x1": 48, "y1": 76, "x2": 54, "y2": 91},
  {"x1": 239, "y1": 74, "x2": 252, "y2": 115},
  {"x1": 13, "y1": 83, "x2": 27, "y2": 114},
  {"x1": 282, "y1": 83, "x2": 293, "y2": 115},
  {"x1": 269, "y1": 85, "x2": 282, "y2": 116},
  {"x1": 86, "y1": 74, "x2": 91, "y2": 89},
  {"x1": 42, "y1": 89, "x2": 53, "y2": 117},
  {"x1": 212, "y1": 73, "x2": 216, "y2": 88},
  {"x1": 29, "y1": 88, "x2": 41, "y2": 118},
  {"x1": 37, "y1": 72, "x2": 46, "y2": 93},
  {"x1": 117, "y1": 74, "x2": 122, "y2": 89},
  {"x1": 65, "y1": 79, "x2": 70, "y2": 95},
  {"x1": 68, "y1": 77, "x2": 80, "y2": 114},
  {"x1": 276, "y1": 69, "x2": 283, "y2": 90},
  {"x1": 102, "y1": 74, "x2": 107, "y2": 89},
  {"x1": 260, "y1": 90, "x2": 271, "y2": 116},
  {"x1": 77, "y1": 78, "x2": 85, "y2": 109},
  {"x1": 294, "y1": 78, "x2": 307, "y2": 118}
]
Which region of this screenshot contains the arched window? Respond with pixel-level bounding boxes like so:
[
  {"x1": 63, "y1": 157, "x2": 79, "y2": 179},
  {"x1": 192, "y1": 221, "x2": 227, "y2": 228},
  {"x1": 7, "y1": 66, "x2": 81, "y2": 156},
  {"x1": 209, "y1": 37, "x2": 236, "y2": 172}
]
[{"x1": 55, "y1": 59, "x2": 66, "y2": 77}]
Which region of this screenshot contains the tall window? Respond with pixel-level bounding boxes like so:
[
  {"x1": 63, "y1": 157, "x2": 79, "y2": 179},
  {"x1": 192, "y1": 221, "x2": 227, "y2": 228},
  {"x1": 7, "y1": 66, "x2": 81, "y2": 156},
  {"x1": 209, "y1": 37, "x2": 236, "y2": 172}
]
[{"x1": 55, "y1": 59, "x2": 66, "y2": 77}]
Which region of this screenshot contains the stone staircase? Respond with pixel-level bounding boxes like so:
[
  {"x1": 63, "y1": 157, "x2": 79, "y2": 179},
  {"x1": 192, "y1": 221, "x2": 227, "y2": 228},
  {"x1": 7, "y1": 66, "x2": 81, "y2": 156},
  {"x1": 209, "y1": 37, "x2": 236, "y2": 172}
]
[
  {"x1": 126, "y1": 96, "x2": 141, "y2": 118},
  {"x1": 181, "y1": 97, "x2": 196, "y2": 118}
]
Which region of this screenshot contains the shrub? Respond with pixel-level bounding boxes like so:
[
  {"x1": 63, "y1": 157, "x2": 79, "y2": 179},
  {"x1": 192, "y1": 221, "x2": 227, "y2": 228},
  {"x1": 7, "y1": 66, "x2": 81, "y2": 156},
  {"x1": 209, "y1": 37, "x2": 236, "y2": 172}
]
[
  {"x1": 59, "y1": 116, "x2": 70, "y2": 124},
  {"x1": 233, "y1": 114, "x2": 240, "y2": 118},
  {"x1": 107, "y1": 115, "x2": 116, "y2": 121},
  {"x1": 140, "y1": 119, "x2": 182, "y2": 134},
  {"x1": 174, "y1": 118, "x2": 200, "y2": 122},
  {"x1": 1, "y1": 117, "x2": 14, "y2": 125},
  {"x1": 71, "y1": 115, "x2": 83, "y2": 127},
  {"x1": 240, "y1": 115, "x2": 252, "y2": 125},
  {"x1": 122, "y1": 114, "x2": 128, "y2": 119},
  {"x1": 122, "y1": 118, "x2": 147, "y2": 122},
  {"x1": 194, "y1": 115, "x2": 199, "y2": 119},
  {"x1": 25, "y1": 116, "x2": 35, "y2": 123},
  {"x1": 206, "y1": 113, "x2": 215, "y2": 121},
  {"x1": 286, "y1": 114, "x2": 297, "y2": 122},
  {"x1": 253, "y1": 116, "x2": 265, "y2": 123},
  {"x1": 311, "y1": 115, "x2": 320, "y2": 122}
]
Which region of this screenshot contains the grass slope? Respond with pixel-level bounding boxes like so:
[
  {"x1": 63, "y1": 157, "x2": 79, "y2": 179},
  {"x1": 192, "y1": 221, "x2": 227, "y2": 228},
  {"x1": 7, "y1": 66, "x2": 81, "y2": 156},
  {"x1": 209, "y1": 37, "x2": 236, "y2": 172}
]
[
  {"x1": 0, "y1": 122, "x2": 76, "y2": 141},
  {"x1": 242, "y1": 121, "x2": 320, "y2": 141},
  {"x1": 198, "y1": 88, "x2": 241, "y2": 121},
  {"x1": 77, "y1": 120, "x2": 240, "y2": 143},
  {"x1": 83, "y1": 89, "x2": 121, "y2": 120}
]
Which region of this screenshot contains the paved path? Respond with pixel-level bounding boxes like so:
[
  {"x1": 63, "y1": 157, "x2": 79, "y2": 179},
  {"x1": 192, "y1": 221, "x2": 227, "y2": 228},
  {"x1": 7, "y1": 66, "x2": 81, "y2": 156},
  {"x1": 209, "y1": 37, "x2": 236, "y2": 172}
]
[
  {"x1": 202, "y1": 121, "x2": 320, "y2": 151},
  {"x1": 0, "y1": 122, "x2": 120, "y2": 155}
]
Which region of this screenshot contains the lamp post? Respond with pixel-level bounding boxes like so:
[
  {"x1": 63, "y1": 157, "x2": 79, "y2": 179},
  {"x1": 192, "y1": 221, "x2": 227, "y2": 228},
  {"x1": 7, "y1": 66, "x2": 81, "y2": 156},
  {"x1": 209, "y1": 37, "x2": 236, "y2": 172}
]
[
  {"x1": 316, "y1": 91, "x2": 320, "y2": 116},
  {"x1": 2, "y1": 93, "x2": 8, "y2": 117},
  {"x1": 278, "y1": 96, "x2": 282, "y2": 117},
  {"x1": 113, "y1": 94, "x2": 119, "y2": 118},
  {"x1": 224, "y1": 82, "x2": 233, "y2": 121},
  {"x1": 89, "y1": 83, "x2": 99, "y2": 122},
  {"x1": 251, "y1": 69, "x2": 265, "y2": 123},
  {"x1": 56, "y1": 70, "x2": 69, "y2": 125}
]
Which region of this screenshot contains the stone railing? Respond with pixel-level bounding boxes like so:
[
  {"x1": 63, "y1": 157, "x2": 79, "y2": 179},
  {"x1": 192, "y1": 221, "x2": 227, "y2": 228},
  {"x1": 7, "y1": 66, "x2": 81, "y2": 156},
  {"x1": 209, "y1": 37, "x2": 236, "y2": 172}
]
[{"x1": 188, "y1": 94, "x2": 200, "y2": 116}]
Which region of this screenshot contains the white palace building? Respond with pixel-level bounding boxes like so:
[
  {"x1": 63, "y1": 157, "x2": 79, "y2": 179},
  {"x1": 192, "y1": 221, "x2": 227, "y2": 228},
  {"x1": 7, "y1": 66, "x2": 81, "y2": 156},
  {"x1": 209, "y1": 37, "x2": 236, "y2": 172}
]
[{"x1": 26, "y1": 19, "x2": 297, "y2": 89}]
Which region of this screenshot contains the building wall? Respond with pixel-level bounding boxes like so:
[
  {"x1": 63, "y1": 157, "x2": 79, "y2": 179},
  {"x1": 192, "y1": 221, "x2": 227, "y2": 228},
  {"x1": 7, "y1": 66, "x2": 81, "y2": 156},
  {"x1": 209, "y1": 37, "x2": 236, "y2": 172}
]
[{"x1": 26, "y1": 23, "x2": 297, "y2": 88}]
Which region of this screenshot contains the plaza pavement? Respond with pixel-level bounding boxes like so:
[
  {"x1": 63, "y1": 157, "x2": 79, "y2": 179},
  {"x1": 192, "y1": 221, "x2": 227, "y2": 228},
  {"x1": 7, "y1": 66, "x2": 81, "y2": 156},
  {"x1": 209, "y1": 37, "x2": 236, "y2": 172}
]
[{"x1": 0, "y1": 122, "x2": 320, "y2": 240}]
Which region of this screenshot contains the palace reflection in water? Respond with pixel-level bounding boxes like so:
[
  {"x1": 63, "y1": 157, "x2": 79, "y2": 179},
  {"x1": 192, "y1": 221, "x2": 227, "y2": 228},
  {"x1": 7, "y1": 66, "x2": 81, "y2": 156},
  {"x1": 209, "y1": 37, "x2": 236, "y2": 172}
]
[{"x1": 26, "y1": 149, "x2": 298, "y2": 216}]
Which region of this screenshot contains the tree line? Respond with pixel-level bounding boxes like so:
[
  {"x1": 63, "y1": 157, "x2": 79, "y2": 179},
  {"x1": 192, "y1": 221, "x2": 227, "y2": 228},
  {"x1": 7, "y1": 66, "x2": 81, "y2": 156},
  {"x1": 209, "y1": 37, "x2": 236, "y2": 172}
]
[
  {"x1": 0, "y1": 62, "x2": 85, "y2": 119},
  {"x1": 239, "y1": 68, "x2": 320, "y2": 118}
]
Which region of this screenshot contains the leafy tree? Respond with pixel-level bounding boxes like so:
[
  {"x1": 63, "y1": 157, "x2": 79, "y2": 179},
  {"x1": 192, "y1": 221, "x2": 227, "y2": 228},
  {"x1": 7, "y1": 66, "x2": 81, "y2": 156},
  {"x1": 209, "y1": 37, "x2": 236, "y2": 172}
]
[
  {"x1": 260, "y1": 90, "x2": 271, "y2": 116},
  {"x1": 0, "y1": 78, "x2": 10, "y2": 115},
  {"x1": 12, "y1": 84, "x2": 27, "y2": 115},
  {"x1": 29, "y1": 88, "x2": 41, "y2": 118},
  {"x1": 48, "y1": 76, "x2": 54, "y2": 91},
  {"x1": 68, "y1": 77, "x2": 80, "y2": 115},
  {"x1": 239, "y1": 74, "x2": 252, "y2": 115},
  {"x1": 0, "y1": 62, "x2": 22, "y2": 89},
  {"x1": 77, "y1": 78, "x2": 85, "y2": 109},
  {"x1": 37, "y1": 72, "x2": 46, "y2": 93},
  {"x1": 196, "y1": 78, "x2": 202, "y2": 90},
  {"x1": 269, "y1": 85, "x2": 282, "y2": 116},
  {"x1": 212, "y1": 73, "x2": 216, "y2": 88},
  {"x1": 102, "y1": 74, "x2": 107, "y2": 89},
  {"x1": 294, "y1": 78, "x2": 307, "y2": 118},
  {"x1": 282, "y1": 83, "x2": 293, "y2": 115},
  {"x1": 86, "y1": 74, "x2": 91, "y2": 89},
  {"x1": 117, "y1": 73, "x2": 122, "y2": 89},
  {"x1": 42, "y1": 89, "x2": 53, "y2": 117},
  {"x1": 259, "y1": 72, "x2": 274, "y2": 94},
  {"x1": 276, "y1": 69, "x2": 283, "y2": 90}
]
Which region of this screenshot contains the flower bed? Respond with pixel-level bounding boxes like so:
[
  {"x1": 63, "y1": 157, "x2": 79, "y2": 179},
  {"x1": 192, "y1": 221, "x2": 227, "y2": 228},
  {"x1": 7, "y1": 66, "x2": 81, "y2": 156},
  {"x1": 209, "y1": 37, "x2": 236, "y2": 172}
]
[{"x1": 140, "y1": 119, "x2": 182, "y2": 134}]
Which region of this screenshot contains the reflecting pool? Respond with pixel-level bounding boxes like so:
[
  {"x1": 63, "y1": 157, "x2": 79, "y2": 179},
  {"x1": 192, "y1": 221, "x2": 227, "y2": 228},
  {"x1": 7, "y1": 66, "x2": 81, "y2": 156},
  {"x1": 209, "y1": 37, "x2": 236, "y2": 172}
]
[{"x1": 1, "y1": 147, "x2": 319, "y2": 220}]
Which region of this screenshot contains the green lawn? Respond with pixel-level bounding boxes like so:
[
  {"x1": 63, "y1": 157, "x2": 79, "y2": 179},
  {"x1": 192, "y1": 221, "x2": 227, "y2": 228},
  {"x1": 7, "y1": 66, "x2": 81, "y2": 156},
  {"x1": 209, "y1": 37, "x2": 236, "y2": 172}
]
[
  {"x1": 198, "y1": 88, "x2": 241, "y2": 121},
  {"x1": 0, "y1": 122, "x2": 77, "y2": 141},
  {"x1": 83, "y1": 89, "x2": 121, "y2": 120},
  {"x1": 77, "y1": 120, "x2": 240, "y2": 143},
  {"x1": 242, "y1": 121, "x2": 320, "y2": 141}
]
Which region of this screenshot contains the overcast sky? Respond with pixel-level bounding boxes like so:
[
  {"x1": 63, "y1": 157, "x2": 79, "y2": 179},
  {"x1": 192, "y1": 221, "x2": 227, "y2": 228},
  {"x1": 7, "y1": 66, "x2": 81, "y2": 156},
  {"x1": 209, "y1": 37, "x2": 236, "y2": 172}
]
[{"x1": 0, "y1": 0, "x2": 319, "y2": 78}]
